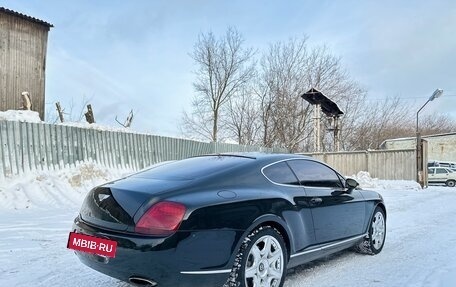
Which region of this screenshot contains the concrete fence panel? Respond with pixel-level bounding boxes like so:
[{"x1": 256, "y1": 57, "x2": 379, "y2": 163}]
[{"x1": 302, "y1": 149, "x2": 416, "y2": 180}]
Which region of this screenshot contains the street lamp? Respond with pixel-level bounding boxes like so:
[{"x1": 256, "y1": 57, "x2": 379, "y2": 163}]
[{"x1": 416, "y1": 88, "x2": 443, "y2": 187}]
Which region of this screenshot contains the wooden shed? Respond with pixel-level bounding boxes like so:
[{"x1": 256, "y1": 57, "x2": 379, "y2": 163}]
[{"x1": 0, "y1": 7, "x2": 53, "y2": 120}]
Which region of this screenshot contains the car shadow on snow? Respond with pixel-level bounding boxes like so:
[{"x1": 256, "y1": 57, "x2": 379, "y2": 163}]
[
  {"x1": 285, "y1": 249, "x2": 358, "y2": 282},
  {"x1": 108, "y1": 250, "x2": 359, "y2": 287}
]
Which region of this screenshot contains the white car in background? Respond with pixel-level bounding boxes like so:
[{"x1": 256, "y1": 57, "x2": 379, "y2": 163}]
[
  {"x1": 428, "y1": 160, "x2": 456, "y2": 171},
  {"x1": 428, "y1": 167, "x2": 456, "y2": 187}
]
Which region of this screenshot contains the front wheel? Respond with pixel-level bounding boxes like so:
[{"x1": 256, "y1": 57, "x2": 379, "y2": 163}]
[
  {"x1": 356, "y1": 207, "x2": 386, "y2": 255},
  {"x1": 225, "y1": 226, "x2": 287, "y2": 287},
  {"x1": 446, "y1": 180, "x2": 456, "y2": 187}
]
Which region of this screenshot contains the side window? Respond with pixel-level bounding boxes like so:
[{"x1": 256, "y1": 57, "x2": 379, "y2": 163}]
[
  {"x1": 263, "y1": 162, "x2": 300, "y2": 185},
  {"x1": 427, "y1": 168, "x2": 433, "y2": 175},
  {"x1": 287, "y1": 160, "x2": 343, "y2": 188},
  {"x1": 436, "y1": 168, "x2": 448, "y2": 174}
]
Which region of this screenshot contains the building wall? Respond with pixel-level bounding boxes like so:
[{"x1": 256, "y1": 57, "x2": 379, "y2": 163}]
[
  {"x1": 384, "y1": 139, "x2": 415, "y2": 150},
  {"x1": 426, "y1": 135, "x2": 456, "y2": 162},
  {"x1": 384, "y1": 134, "x2": 456, "y2": 162},
  {"x1": 0, "y1": 11, "x2": 49, "y2": 120}
]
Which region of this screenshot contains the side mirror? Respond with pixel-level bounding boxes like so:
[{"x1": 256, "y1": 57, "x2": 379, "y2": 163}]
[{"x1": 345, "y1": 178, "x2": 359, "y2": 190}]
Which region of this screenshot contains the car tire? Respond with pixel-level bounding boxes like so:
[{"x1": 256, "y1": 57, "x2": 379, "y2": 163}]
[
  {"x1": 225, "y1": 226, "x2": 287, "y2": 287},
  {"x1": 356, "y1": 207, "x2": 386, "y2": 255},
  {"x1": 446, "y1": 180, "x2": 456, "y2": 187}
]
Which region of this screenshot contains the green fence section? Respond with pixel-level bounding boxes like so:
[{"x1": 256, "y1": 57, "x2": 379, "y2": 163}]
[{"x1": 0, "y1": 121, "x2": 287, "y2": 178}]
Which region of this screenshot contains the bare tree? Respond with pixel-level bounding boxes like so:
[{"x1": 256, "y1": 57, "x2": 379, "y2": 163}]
[
  {"x1": 224, "y1": 88, "x2": 261, "y2": 145},
  {"x1": 256, "y1": 38, "x2": 366, "y2": 152},
  {"x1": 182, "y1": 27, "x2": 255, "y2": 142},
  {"x1": 419, "y1": 114, "x2": 456, "y2": 136},
  {"x1": 346, "y1": 97, "x2": 406, "y2": 150},
  {"x1": 115, "y1": 110, "x2": 134, "y2": 128},
  {"x1": 55, "y1": 102, "x2": 65, "y2": 123},
  {"x1": 343, "y1": 97, "x2": 456, "y2": 150},
  {"x1": 255, "y1": 38, "x2": 311, "y2": 151},
  {"x1": 181, "y1": 101, "x2": 215, "y2": 142},
  {"x1": 46, "y1": 96, "x2": 93, "y2": 124},
  {"x1": 183, "y1": 31, "x2": 448, "y2": 151},
  {"x1": 84, "y1": 104, "x2": 95, "y2": 124},
  {"x1": 252, "y1": 79, "x2": 276, "y2": 147}
]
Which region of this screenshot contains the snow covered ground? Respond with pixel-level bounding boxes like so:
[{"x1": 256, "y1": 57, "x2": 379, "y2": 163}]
[{"x1": 0, "y1": 167, "x2": 455, "y2": 287}]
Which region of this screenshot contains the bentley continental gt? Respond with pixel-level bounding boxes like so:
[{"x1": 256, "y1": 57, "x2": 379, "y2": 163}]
[{"x1": 69, "y1": 153, "x2": 386, "y2": 287}]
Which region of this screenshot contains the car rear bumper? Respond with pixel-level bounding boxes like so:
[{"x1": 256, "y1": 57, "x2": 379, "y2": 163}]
[{"x1": 72, "y1": 216, "x2": 241, "y2": 287}]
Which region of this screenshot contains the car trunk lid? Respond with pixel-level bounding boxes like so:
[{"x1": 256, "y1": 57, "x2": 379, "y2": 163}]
[{"x1": 79, "y1": 177, "x2": 189, "y2": 231}]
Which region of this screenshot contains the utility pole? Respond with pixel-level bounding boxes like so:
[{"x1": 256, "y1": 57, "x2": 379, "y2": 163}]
[
  {"x1": 314, "y1": 104, "x2": 321, "y2": 152},
  {"x1": 416, "y1": 89, "x2": 443, "y2": 187}
]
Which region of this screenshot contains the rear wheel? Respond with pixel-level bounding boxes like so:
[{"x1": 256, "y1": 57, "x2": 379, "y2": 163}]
[
  {"x1": 356, "y1": 207, "x2": 386, "y2": 255},
  {"x1": 446, "y1": 180, "x2": 456, "y2": 187},
  {"x1": 225, "y1": 226, "x2": 287, "y2": 287}
]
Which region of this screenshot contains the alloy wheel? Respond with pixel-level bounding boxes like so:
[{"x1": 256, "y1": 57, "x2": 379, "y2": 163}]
[
  {"x1": 371, "y1": 211, "x2": 385, "y2": 250},
  {"x1": 245, "y1": 235, "x2": 284, "y2": 287}
]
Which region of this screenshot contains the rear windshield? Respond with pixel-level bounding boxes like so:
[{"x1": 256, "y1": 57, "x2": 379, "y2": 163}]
[{"x1": 132, "y1": 155, "x2": 254, "y2": 180}]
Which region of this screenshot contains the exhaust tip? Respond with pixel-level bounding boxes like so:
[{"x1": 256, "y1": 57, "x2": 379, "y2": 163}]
[{"x1": 129, "y1": 276, "x2": 158, "y2": 286}]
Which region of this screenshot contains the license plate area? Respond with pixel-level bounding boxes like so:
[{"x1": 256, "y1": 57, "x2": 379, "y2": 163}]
[{"x1": 67, "y1": 231, "x2": 117, "y2": 258}]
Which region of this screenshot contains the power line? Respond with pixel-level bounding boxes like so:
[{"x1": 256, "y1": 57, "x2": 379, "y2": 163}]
[{"x1": 362, "y1": 95, "x2": 456, "y2": 102}]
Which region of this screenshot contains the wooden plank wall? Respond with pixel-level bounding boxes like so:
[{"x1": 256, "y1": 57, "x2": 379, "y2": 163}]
[
  {"x1": 0, "y1": 121, "x2": 287, "y2": 179},
  {"x1": 0, "y1": 12, "x2": 49, "y2": 120}
]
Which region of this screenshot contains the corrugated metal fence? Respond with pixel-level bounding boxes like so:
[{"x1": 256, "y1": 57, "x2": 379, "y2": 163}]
[
  {"x1": 0, "y1": 121, "x2": 287, "y2": 179},
  {"x1": 302, "y1": 149, "x2": 416, "y2": 180}
]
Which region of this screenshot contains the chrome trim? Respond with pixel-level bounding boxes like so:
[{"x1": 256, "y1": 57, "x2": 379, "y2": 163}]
[
  {"x1": 289, "y1": 246, "x2": 320, "y2": 258},
  {"x1": 290, "y1": 234, "x2": 367, "y2": 258},
  {"x1": 261, "y1": 158, "x2": 309, "y2": 188},
  {"x1": 129, "y1": 276, "x2": 157, "y2": 286},
  {"x1": 180, "y1": 269, "x2": 232, "y2": 275},
  {"x1": 261, "y1": 158, "x2": 345, "y2": 189}
]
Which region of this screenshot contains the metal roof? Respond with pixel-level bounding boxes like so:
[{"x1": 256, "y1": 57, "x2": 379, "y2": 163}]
[
  {"x1": 0, "y1": 7, "x2": 53, "y2": 28},
  {"x1": 379, "y1": 131, "x2": 456, "y2": 148},
  {"x1": 383, "y1": 132, "x2": 456, "y2": 143},
  {"x1": 300, "y1": 87, "x2": 343, "y2": 117}
]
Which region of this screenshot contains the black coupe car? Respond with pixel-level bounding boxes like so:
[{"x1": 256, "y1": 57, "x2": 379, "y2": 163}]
[{"x1": 70, "y1": 153, "x2": 386, "y2": 287}]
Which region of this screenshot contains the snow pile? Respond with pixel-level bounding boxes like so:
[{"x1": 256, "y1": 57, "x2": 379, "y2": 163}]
[
  {"x1": 0, "y1": 161, "x2": 133, "y2": 210},
  {"x1": 349, "y1": 171, "x2": 421, "y2": 190},
  {"x1": 0, "y1": 109, "x2": 143, "y2": 134},
  {"x1": 0, "y1": 110, "x2": 42, "y2": 123},
  {"x1": 58, "y1": 121, "x2": 136, "y2": 133}
]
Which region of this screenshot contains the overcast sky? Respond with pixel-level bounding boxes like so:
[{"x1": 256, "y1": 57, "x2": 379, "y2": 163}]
[{"x1": 3, "y1": 0, "x2": 456, "y2": 136}]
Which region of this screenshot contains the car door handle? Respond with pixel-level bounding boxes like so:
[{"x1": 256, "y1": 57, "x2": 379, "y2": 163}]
[{"x1": 310, "y1": 197, "x2": 323, "y2": 205}]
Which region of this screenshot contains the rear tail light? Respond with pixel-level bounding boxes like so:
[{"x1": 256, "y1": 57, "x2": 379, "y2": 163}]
[{"x1": 135, "y1": 201, "x2": 186, "y2": 236}]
